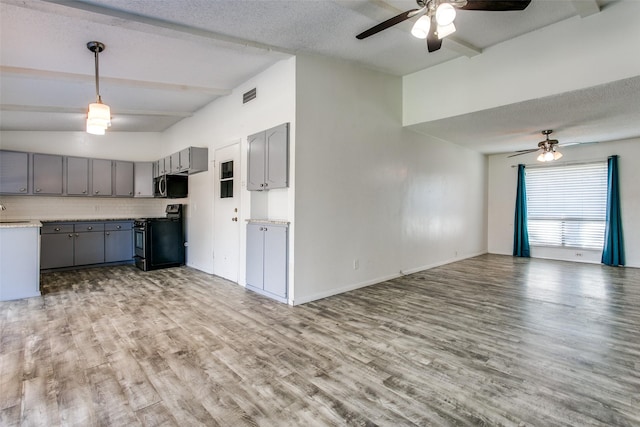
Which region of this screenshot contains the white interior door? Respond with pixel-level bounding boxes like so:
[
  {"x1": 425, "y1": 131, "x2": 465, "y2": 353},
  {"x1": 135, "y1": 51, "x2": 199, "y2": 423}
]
[{"x1": 213, "y1": 143, "x2": 241, "y2": 282}]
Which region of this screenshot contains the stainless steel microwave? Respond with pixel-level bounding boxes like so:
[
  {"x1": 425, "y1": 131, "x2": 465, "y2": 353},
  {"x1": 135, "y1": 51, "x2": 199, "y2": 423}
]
[{"x1": 154, "y1": 175, "x2": 188, "y2": 198}]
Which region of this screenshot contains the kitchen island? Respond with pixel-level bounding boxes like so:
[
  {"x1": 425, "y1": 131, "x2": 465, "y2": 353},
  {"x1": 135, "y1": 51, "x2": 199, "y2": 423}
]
[{"x1": 0, "y1": 220, "x2": 42, "y2": 301}]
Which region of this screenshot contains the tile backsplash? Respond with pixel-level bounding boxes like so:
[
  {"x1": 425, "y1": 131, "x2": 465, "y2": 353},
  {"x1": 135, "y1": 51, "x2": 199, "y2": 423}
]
[{"x1": 0, "y1": 196, "x2": 178, "y2": 221}]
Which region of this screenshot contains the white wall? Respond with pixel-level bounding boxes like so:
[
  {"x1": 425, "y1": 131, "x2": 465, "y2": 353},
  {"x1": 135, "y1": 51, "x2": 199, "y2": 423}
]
[
  {"x1": 293, "y1": 55, "x2": 487, "y2": 304},
  {"x1": 487, "y1": 138, "x2": 640, "y2": 268},
  {"x1": 0, "y1": 131, "x2": 168, "y2": 219},
  {"x1": 403, "y1": 0, "x2": 640, "y2": 125},
  {"x1": 0, "y1": 131, "x2": 162, "y2": 160},
  {"x1": 400, "y1": 133, "x2": 487, "y2": 273},
  {"x1": 161, "y1": 57, "x2": 296, "y2": 276}
]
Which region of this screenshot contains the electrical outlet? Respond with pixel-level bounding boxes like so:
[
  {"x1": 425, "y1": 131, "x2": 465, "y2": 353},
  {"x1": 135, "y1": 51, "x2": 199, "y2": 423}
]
[
  {"x1": 353, "y1": 259, "x2": 359, "y2": 270},
  {"x1": 575, "y1": 252, "x2": 583, "y2": 257}
]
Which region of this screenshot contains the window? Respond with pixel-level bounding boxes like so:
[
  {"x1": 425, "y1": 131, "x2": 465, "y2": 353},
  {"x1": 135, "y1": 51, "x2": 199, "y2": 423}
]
[
  {"x1": 220, "y1": 160, "x2": 233, "y2": 198},
  {"x1": 526, "y1": 162, "x2": 607, "y2": 250}
]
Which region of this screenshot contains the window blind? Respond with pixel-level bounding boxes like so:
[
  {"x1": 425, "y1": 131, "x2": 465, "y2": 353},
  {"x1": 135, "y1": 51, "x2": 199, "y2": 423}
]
[{"x1": 525, "y1": 162, "x2": 607, "y2": 250}]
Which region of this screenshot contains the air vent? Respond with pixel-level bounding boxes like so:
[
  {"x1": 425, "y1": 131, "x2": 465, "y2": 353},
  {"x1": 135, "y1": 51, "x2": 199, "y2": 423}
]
[{"x1": 243, "y1": 88, "x2": 257, "y2": 104}]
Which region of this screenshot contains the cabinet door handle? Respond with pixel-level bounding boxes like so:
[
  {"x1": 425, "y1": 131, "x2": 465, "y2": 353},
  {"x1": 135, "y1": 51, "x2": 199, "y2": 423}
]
[
  {"x1": 82, "y1": 190, "x2": 87, "y2": 194},
  {"x1": 264, "y1": 183, "x2": 268, "y2": 187},
  {"x1": 106, "y1": 232, "x2": 110, "y2": 236},
  {"x1": 54, "y1": 227, "x2": 61, "y2": 231},
  {"x1": 94, "y1": 190, "x2": 99, "y2": 194},
  {"x1": 87, "y1": 226, "x2": 93, "y2": 230},
  {"x1": 68, "y1": 234, "x2": 73, "y2": 238},
  {"x1": 75, "y1": 234, "x2": 79, "y2": 237},
  {"x1": 263, "y1": 227, "x2": 268, "y2": 231},
  {"x1": 116, "y1": 225, "x2": 121, "y2": 229},
  {"x1": 35, "y1": 188, "x2": 41, "y2": 192},
  {"x1": 20, "y1": 188, "x2": 26, "y2": 192},
  {"x1": 260, "y1": 183, "x2": 264, "y2": 187}
]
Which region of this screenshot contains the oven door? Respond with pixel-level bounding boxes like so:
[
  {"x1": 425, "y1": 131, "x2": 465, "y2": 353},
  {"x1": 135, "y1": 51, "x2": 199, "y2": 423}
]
[{"x1": 133, "y1": 226, "x2": 146, "y2": 258}]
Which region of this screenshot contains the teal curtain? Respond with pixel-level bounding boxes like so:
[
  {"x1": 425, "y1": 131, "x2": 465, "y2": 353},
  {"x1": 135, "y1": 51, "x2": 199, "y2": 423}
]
[
  {"x1": 602, "y1": 155, "x2": 625, "y2": 266},
  {"x1": 513, "y1": 164, "x2": 530, "y2": 257}
]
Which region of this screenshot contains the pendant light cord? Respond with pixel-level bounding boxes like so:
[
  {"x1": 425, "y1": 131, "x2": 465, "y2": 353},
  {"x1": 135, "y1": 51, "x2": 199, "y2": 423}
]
[{"x1": 94, "y1": 47, "x2": 102, "y2": 104}]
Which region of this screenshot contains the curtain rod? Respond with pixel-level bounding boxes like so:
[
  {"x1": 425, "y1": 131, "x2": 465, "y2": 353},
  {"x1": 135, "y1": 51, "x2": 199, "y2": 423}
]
[{"x1": 510, "y1": 157, "x2": 609, "y2": 169}]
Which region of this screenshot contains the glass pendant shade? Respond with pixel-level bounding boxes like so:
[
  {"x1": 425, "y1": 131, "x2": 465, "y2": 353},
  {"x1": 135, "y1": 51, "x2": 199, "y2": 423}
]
[
  {"x1": 411, "y1": 15, "x2": 431, "y2": 39},
  {"x1": 86, "y1": 102, "x2": 111, "y2": 135},
  {"x1": 553, "y1": 151, "x2": 563, "y2": 160},
  {"x1": 437, "y1": 22, "x2": 456, "y2": 39},
  {"x1": 86, "y1": 41, "x2": 110, "y2": 135},
  {"x1": 436, "y1": 3, "x2": 456, "y2": 26}
]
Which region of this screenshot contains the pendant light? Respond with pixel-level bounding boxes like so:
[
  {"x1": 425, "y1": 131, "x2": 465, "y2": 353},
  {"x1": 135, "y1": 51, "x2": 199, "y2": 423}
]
[{"x1": 86, "y1": 41, "x2": 111, "y2": 135}]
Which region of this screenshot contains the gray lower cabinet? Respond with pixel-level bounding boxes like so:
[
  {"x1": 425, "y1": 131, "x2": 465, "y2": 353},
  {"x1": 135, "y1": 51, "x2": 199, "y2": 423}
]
[
  {"x1": 40, "y1": 224, "x2": 74, "y2": 269},
  {"x1": 105, "y1": 222, "x2": 133, "y2": 262},
  {"x1": 33, "y1": 153, "x2": 63, "y2": 195},
  {"x1": 0, "y1": 150, "x2": 29, "y2": 194},
  {"x1": 74, "y1": 223, "x2": 105, "y2": 266},
  {"x1": 41, "y1": 221, "x2": 133, "y2": 269},
  {"x1": 246, "y1": 222, "x2": 288, "y2": 301}
]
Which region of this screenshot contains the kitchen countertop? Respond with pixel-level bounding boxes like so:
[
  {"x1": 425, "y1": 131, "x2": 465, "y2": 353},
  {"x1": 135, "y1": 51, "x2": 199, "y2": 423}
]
[
  {"x1": 246, "y1": 219, "x2": 290, "y2": 225},
  {"x1": 41, "y1": 218, "x2": 137, "y2": 223},
  {"x1": 0, "y1": 220, "x2": 42, "y2": 228}
]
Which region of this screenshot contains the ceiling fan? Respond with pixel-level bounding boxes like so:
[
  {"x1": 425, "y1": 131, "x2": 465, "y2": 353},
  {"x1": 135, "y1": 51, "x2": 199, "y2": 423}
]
[
  {"x1": 356, "y1": 0, "x2": 532, "y2": 53},
  {"x1": 508, "y1": 130, "x2": 568, "y2": 162}
]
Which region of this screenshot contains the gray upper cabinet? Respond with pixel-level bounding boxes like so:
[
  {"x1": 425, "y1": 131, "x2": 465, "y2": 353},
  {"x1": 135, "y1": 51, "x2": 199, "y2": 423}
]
[
  {"x1": 114, "y1": 161, "x2": 134, "y2": 197},
  {"x1": 153, "y1": 156, "x2": 171, "y2": 177},
  {"x1": 66, "y1": 156, "x2": 89, "y2": 196},
  {"x1": 247, "y1": 123, "x2": 289, "y2": 191},
  {"x1": 170, "y1": 147, "x2": 208, "y2": 175},
  {"x1": 33, "y1": 153, "x2": 63, "y2": 195},
  {"x1": 134, "y1": 162, "x2": 154, "y2": 197},
  {"x1": 0, "y1": 150, "x2": 29, "y2": 194},
  {"x1": 170, "y1": 151, "x2": 181, "y2": 174},
  {"x1": 247, "y1": 132, "x2": 266, "y2": 191},
  {"x1": 91, "y1": 159, "x2": 112, "y2": 196}
]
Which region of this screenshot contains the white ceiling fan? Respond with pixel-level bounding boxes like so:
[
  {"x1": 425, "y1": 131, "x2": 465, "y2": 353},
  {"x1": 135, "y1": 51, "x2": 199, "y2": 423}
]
[
  {"x1": 508, "y1": 130, "x2": 596, "y2": 162},
  {"x1": 356, "y1": 0, "x2": 532, "y2": 53}
]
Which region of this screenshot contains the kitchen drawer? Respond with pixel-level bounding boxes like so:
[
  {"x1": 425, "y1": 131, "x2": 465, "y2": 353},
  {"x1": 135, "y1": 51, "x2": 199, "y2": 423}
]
[
  {"x1": 75, "y1": 222, "x2": 104, "y2": 232},
  {"x1": 41, "y1": 223, "x2": 74, "y2": 234},
  {"x1": 105, "y1": 221, "x2": 132, "y2": 231}
]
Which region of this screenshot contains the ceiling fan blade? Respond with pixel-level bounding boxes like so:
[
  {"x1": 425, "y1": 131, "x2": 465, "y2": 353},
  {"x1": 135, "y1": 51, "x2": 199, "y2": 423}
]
[
  {"x1": 559, "y1": 141, "x2": 598, "y2": 147},
  {"x1": 426, "y1": 15, "x2": 442, "y2": 52},
  {"x1": 507, "y1": 149, "x2": 539, "y2": 158},
  {"x1": 356, "y1": 8, "x2": 420, "y2": 39},
  {"x1": 459, "y1": 0, "x2": 532, "y2": 11}
]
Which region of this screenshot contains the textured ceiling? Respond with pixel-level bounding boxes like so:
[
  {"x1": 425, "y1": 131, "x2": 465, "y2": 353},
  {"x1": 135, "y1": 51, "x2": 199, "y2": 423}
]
[{"x1": 1, "y1": 0, "x2": 638, "y2": 155}]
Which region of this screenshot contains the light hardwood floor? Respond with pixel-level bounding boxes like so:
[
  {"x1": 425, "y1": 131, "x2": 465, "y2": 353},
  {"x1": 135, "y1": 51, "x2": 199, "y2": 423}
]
[{"x1": 1, "y1": 254, "x2": 639, "y2": 426}]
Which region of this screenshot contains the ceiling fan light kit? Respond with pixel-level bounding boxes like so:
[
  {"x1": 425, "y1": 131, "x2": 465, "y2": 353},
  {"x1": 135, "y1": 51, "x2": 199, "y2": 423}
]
[
  {"x1": 86, "y1": 41, "x2": 111, "y2": 135},
  {"x1": 357, "y1": 0, "x2": 531, "y2": 53},
  {"x1": 411, "y1": 15, "x2": 431, "y2": 39},
  {"x1": 509, "y1": 130, "x2": 564, "y2": 162}
]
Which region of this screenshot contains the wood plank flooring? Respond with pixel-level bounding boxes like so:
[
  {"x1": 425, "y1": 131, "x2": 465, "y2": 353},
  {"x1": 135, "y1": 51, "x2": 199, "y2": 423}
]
[{"x1": 1, "y1": 254, "x2": 639, "y2": 426}]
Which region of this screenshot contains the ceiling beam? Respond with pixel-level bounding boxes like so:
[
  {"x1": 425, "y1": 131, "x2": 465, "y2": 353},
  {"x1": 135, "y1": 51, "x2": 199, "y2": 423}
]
[
  {"x1": 570, "y1": 0, "x2": 600, "y2": 18},
  {"x1": 443, "y1": 37, "x2": 482, "y2": 57},
  {"x1": 0, "y1": 66, "x2": 231, "y2": 96},
  {"x1": 4, "y1": 0, "x2": 293, "y2": 57},
  {"x1": 0, "y1": 104, "x2": 194, "y2": 118}
]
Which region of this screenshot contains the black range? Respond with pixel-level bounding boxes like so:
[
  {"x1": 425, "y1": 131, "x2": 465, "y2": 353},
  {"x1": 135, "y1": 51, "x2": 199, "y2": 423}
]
[{"x1": 134, "y1": 204, "x2": 185, "y2": 271}]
